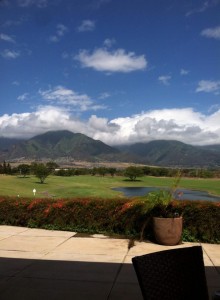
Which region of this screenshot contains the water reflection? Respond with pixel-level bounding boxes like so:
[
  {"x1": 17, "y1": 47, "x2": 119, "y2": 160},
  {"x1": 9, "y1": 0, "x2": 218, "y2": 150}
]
[{"x1": 112, "y1": 187, "x2": 220, "y2": 202}]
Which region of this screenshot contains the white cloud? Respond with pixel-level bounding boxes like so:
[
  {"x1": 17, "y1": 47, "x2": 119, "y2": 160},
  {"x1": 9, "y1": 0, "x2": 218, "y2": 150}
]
[
  {"x1": 201, "y1": 25, "x2": 220, "y2": 40},
  {"x1": 0, "y1": 106, "x2": 113, "y2": 139},
  {"x1": 196, "y1": 80, "x2": 220, "y2": 94},
  {"x1": 158, "y1": 75, "x2": 171, "y2": 85},
  {"x1": 103, "y1": 38, "x2": 116, "y2": 48},
  {"x1": 0, "y1": 33, "x2": 15, "y2": 43},
  {"x1": 186, "y1": 0, "x2": 220, "y2": 16},
  {"x1": 180, "y1": 69, "x2": 189, "y2": 75},
  {"x1": 61, "y1": 51, "x2": 69, "y2": 59},
  {"x1": 0, "y1": 107, "x2": 78, "y2": 139},
  {"x1": 12, "y1": 81, "x2": 20, "y2": 86},
  {"x1": 1, "y1": 107, "x2": 220, "y2": 146},
  {"x1": 49, "y1": 24, "x2": 68, "y2": 43},
  {"x1": 17, "y1": 0, "x2": 48, "y2": 8},
  {"x1": 0, "y1": 49, "x2": 20, "y2": 59},
  {"x1": 98, "y1": 92, "x2": 111, "y2": 99},
  {"x1": 102, "y1": 108, "x2": 220, "y2": 145},
  {"x1": 88, "y1": 115, "x2": 119, "y2": 133},
  {"x1": 1, "y1": 18, "x2": 24, "y2": 28},
  {"x1": 75, "y1": 48, "x2": 147, "y2": 73},
  {"x1": 208, "y1": 104, "x2": 220, "y2": 113},
  {"x1": 39, "y1": 85, "x2": 106, "y2": 112},
  {"x1": 56, "y1": 24, "x2": 68, "y2": 36},
  {"x1": 77, "y1": 20, "x2": 96, "y2": 32},
  {"x1": 49, "y1": 35, "x2": 59, "y2": 43},
  {"x1": 17, "y1": 93, "x2": 29, "y2": 101}
]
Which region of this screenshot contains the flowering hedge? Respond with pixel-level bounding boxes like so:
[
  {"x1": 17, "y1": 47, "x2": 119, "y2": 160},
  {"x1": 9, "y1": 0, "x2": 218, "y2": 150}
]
[{"x1": 0, "y1": 196, "x2": 219, "y2": 243}]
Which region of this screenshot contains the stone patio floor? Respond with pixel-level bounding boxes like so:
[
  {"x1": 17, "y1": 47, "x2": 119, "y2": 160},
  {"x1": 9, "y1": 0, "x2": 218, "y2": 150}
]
[{"x1": 0, "y1": 225, "x2": 219, "y2": 299}]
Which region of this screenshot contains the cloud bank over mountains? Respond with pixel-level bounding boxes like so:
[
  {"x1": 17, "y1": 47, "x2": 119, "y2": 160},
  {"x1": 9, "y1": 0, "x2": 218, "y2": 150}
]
[{"x1": 1, "y1": 105, "x2": 220, "y2": 146}]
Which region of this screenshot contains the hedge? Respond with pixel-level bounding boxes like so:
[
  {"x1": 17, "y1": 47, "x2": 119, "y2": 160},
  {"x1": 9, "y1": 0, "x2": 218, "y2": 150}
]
[{"x1": 0, "y1": 196, "x2": 219, "y2": 243}]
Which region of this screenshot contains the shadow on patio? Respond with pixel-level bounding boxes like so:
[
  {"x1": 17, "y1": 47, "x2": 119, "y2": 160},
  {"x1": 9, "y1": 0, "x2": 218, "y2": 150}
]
[{"x1": 0, "y1": 256, "x2": 219, "y2": 300}]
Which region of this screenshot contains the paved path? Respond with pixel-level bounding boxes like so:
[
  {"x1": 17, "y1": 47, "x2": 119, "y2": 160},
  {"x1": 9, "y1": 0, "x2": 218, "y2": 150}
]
[{"x1": 0, "y1": 225, "x2": 219, "y2": 299}]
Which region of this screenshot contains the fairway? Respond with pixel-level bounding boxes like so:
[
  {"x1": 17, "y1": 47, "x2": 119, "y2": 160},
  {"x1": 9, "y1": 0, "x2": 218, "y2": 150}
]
[{"x1": 0, "y1": 175, "x2": 220, "y2": 199}]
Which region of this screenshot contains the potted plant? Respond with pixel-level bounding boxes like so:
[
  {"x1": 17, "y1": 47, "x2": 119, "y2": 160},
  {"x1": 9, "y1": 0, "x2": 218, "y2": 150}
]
[{"x1": 146, "y1": 171, "x2": 183, "y2": 246}]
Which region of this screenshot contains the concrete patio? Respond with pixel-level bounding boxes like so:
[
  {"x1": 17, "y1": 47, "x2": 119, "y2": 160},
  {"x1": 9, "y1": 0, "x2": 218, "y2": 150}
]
[{"x1": 0, "y1": 225, "x2": 219, "y2": 299}]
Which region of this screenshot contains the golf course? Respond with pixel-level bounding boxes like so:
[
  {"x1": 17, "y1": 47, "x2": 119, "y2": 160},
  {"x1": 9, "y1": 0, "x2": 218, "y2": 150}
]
[{"x1": 1, "y1": 174, "x2": 220, "y2": 200}]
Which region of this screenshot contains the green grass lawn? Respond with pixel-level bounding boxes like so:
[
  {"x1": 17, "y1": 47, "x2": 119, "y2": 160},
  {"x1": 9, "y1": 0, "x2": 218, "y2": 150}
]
[{"x1": 0, "y1": 174, "x2": 220, "y2": 199}]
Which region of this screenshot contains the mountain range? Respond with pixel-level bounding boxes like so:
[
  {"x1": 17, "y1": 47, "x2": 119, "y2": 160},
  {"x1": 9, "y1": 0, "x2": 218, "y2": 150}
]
[{"x1": 0, "y1": 130, "x2": 220, "y2": 168}]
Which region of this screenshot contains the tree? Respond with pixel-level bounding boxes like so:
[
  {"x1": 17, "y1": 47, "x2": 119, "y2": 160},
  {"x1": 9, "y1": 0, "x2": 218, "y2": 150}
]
[
  {"x1": 33, "y1": 163, "x2": 50, "y2": 184},
  {"x1": 1, "y1": 161, "x2": 12, "y2": 174},
  {"x1": 91, "y1": 167, "x2": 97, "y2": 176},
  {"x1": 108, "y1": 167, "x2": 117, "y2": 177},
  {"x1": 97, "y1": 167, "x2": 108, "y2": 176},
  {"x1": 17, "y1": 164, "x2": 30, "y2": 177},
  {"x1": 3, "y1": 161, "x2": 7, "y2": 174},
  {"x1": 46, "y1": 161, "x2": 59, "y2": 174},
  {"x1": 124, "y1": 166, "x2": 144, "y2": 181}
]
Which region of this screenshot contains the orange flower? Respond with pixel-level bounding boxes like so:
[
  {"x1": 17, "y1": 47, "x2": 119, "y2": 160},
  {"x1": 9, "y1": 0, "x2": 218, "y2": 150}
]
[
  {"x1": 120, "y1": 202, "x2": 133, "y2": 213},
  {"x1": 27, "y1": 199, "x2": 41, "y2": 210},
  {"x1": 52, "y1": 202, "x2": 64, "y2": 209},
  {"x1": 44, "y1": 206, "x2": 51, "y2": 215}
]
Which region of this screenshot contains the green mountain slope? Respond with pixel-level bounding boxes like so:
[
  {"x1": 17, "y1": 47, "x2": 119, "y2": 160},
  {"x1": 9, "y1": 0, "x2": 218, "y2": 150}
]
[
  {"x1": 4, "y1": 130, "x2": 119, "y2": 161},
  {"x1": 1, "y1": 132, "x2": 220, "y2": 167},
  {"x1": 117, "y1": 140, "x2": 220, "y2": 167}
]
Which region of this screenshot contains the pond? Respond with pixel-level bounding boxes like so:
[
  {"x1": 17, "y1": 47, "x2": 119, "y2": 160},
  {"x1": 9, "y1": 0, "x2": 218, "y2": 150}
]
[{"x1": 112, "y1": 187, "x2": 220, "y2": 202}]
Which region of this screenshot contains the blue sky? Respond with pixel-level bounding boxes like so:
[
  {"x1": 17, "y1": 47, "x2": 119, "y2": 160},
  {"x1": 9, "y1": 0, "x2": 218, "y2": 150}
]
[{"x1": 0, "y1": 0, "x2": 220, "y2": 145}]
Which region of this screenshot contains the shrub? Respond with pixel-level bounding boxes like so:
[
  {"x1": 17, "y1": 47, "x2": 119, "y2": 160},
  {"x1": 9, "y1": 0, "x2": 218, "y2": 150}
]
[
  {"x1": 0, "y1": 196, "x2": 219, "y2": 243},
  {"x1": 181, "y1": 201, "x2": 220, "y2": 243}
]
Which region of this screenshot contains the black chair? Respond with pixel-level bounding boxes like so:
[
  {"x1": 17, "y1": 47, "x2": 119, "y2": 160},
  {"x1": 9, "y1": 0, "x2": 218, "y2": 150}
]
[{"x1": 132, "y1": 246, "x2": 209, "y2": 300}]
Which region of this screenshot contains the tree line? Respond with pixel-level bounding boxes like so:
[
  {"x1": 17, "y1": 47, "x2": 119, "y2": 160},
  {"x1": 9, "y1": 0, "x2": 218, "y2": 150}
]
[{"x1": 1, "y1": 161, "x2": 220, "y2": 183}]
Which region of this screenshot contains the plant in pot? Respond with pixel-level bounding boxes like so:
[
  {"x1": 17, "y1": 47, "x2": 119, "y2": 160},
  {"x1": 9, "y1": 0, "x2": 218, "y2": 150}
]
[{"x1": 146, "y1": 171, "x2": 183, "y2": 246}]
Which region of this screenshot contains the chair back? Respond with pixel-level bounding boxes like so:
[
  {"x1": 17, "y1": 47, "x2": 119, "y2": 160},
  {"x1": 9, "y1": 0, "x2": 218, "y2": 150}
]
[{"x1": 132, "y1": 246, "x2": 209, "y2": 300}]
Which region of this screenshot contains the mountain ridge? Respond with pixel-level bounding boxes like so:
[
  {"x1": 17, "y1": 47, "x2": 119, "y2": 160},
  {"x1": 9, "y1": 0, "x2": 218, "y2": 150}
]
[
  {"x1": 0, "y1": 130, "x2": 220, "y2": 167},
  {"x1": 117, "y1": 140, "x2": 220, "y2": 167},
  {"x1": 0, "y1": 130, "x2": 120, "y2": 162}
]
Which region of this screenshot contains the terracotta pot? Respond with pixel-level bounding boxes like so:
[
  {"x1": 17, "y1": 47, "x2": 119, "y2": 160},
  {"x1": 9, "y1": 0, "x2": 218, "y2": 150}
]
[{"x1": 153, "y1": 216, "x2": 183, "y2": 246}]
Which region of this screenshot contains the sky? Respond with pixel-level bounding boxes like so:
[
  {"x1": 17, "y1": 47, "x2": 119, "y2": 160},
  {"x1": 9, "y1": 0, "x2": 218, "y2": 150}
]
[{"x1": 0, "y1": 0, "x2": 220, "y2": 146}]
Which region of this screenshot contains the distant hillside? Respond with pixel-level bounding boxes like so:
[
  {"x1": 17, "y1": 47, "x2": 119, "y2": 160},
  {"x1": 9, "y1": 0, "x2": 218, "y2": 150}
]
[
  {"x1": 199, "y1": 144, "x2": 220, "y2": 153},
  {"x1": 1, "y1": 132, "x2": 220, "y2": 167},
  {"x1": 0, "y1": 137, "x2": 25, "y2": 161},
  {"x1": 0, "y1": 130, "x2": 120, "y2": 162},
  {"x1": 117, "y1": 140, "x2": 220, "y2": 167},
  {"x1": 0, "y1": 137, "x2": 24, "y2": 151}
]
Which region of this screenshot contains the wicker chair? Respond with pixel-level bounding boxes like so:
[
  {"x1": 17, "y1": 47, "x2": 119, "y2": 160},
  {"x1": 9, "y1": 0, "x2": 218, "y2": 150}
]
[{"x1": 132, "y1": 246, "x2": 209, "y2": 300}]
